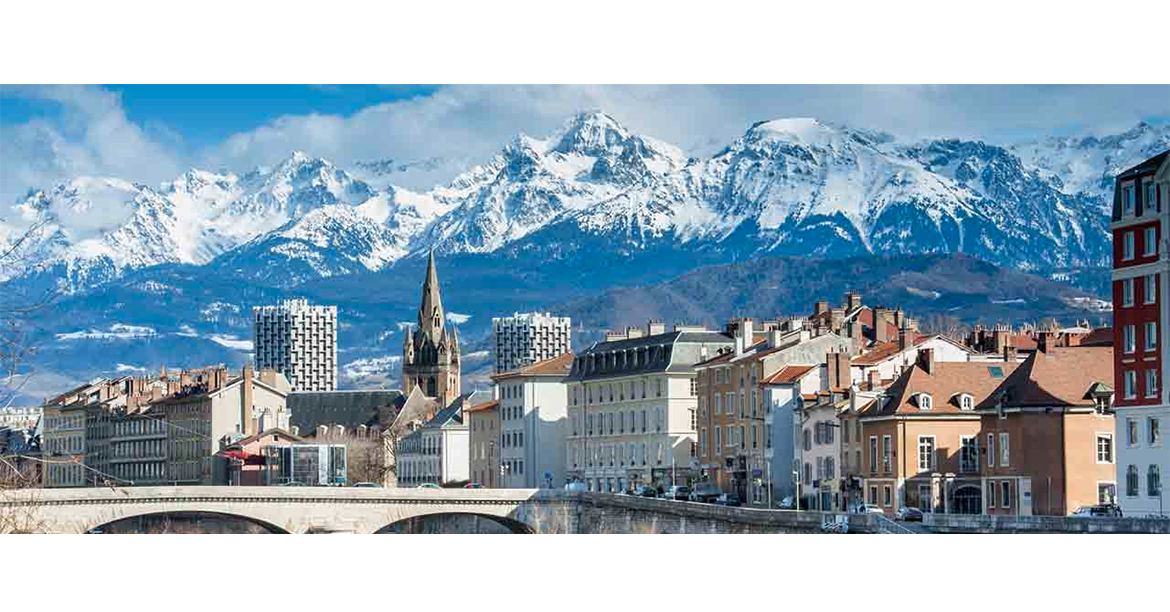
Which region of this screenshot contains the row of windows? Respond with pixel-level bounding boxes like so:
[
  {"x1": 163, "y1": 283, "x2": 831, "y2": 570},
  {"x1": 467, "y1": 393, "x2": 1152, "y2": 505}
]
[
  {"x1": 1121, "y1": 321, "x2": 1158, "y2": 354},
  {"x1": 45, "y1": 414, "x2": 85, "y2": 431},
  {"x1": 502, "y1": 384, "x2": 524, "y2": 400},
  {"x1": 802, "y1": 456, "x2": 836, "y2": 483},
  {"x1": 1120, "y1": 275, "x2": 1158, "y2": 307},
  {"x1": 987, "y1": 480, "x2": 1012, "y2": 510},
  {"x1": 1121, "y1": 369, "x2": 1159, "y2": 400},
  {"x1": 1120, "y1": 226, "x2": 1159, "y2": 260},
  {"x1": 572, "y1": 378, "x2": 667, "y2": 405},
  {"x1": 1120, "y1": 180, "x2": 1160, "y2": 216},
  {"x1": 570, "y1": 441, "x2": 665, "y2": 468},
  {"x1": 572, "y1": 408, "x2": 662, "y2": 436},
  {"x1": 1124, "y1": 464, "x2": 1162, "y2": 497},
  {"x1": 1125, "y1": 416, "x2": 1162, "y2": 447}
]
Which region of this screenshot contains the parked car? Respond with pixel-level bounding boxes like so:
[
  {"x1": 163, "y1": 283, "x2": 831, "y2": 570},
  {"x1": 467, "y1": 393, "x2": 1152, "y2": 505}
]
[
  {"x1": 688, "y1": 484, "x2": 722, "y2": 503},
  {"x1": 776, "y1": 496, "x2": 796, "y2": 510},
  {"x1": 279, "y1": 481, "x2": 306, "y2": 487},
  {"x1": 664, "y1": 485, "x2": 691, "y2": 501},
  {"x1": 852, "y1": 503, "x2": 885, "y2": 515},
  {"x1": 464, "y1": 482, "x2": 484, "y2": 489},
  {"x1": 715, "y1": 493, "x2": 742, "y2": 507},
  {"x1": 896, "y1": 507, "x2": 924, "y2": 522},
  {"x1": 634, "y1": 485, "x2": 659, "y2": 498},
  {"x1": 352, "y1": 482, "x2": 380, "y2": 488},
  {"x1": 418, "y1": 483, "x2": 442, "y2": 490},
  {"x1": 1073, "y1": 504, "x2": 1123, "y2": 518}
]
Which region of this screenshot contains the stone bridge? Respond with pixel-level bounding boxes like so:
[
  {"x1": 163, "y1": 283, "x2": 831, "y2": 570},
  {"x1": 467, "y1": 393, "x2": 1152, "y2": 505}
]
[{"x1": 0, "y1": 486, "x2": 881, "y2": 534}]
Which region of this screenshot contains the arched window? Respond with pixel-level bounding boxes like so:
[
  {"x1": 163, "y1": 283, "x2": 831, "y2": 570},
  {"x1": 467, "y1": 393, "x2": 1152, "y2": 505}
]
[{"x1": 918, "y1": 394, "x2": 932, "y2": 410}]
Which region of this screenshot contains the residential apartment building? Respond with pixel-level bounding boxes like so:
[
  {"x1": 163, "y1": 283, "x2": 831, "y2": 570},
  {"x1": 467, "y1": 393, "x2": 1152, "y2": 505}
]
[
  {"x1": 565, "y1": 321, "x2": 733, "y2": 493},
  {"x1": 151, "y1": 367, "x2": 291, "y2": 485},
  {"x1": 253, "y1": 298, "x2": 339, "y2": 392},
  {"x1": 1112, "y1": 149, "x2": 1169, "y2": 517},
  {"x1": 0, "y1": 406, "x2": 41, "y2": 430},
  {"x1": 492, "y1": 312, "x2": 572, "y2": 374},
  {"x1": 797, "y1": 389, "x2": 851, "y2": 511},
  {"x1": 695, "y1": 318, "x2": 851, "y2": 506},
  {"x1": 466, "y1": 400, "x2": 500, "y2": 487},
  {"x1": 493, "y1": 352, "x2": 572, "y2": 488},
  {"x1": 858, "y1": 349, "x2": 1021, "y2": 515},
  {"x1": 761, "y1": 364, "x2": 821, "y2": 507},
  {"x1": 977, "y1": 345, "x2": 1116, "y2": 516},
  {"x1": 396, "y1": 392, "x2": 484, "y2": 486}
]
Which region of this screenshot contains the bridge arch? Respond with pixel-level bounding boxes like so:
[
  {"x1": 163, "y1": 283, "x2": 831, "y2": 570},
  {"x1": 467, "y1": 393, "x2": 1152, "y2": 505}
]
[
  {"x1": 374, "y1": 511, "x2": 534, "y2": 534},
  {"x1": 88, "y1": 510, "x2": 290, "y2": 534}
]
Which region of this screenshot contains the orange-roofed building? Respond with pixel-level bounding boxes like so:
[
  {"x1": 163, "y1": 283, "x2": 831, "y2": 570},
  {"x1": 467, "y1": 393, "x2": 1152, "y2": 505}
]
[
  {"x1": 978, "y1": 345, "x2": 1116, "y2": 516},
  {"x1": 859, "y1": 348, "x2": 1021, "y2": 516},
  {"x1": 465, "y1": 399, "x2": 500, "y2": 487},
  {"x1": 493, "y1": 352, "x2": 573, "y2": 488}
]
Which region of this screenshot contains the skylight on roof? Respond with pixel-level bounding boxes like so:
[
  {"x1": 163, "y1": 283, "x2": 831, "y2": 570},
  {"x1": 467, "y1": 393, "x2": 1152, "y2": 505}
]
[{"x1": 988, "y1": 366, "x2": 1004, "y2": 378}]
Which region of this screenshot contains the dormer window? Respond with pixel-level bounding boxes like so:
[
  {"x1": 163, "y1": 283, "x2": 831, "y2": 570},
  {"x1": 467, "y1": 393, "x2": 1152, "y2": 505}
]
[
  {"x1": 953, "y1": 393, "x2": 974, "y2": 411},
  {"x1": 916, "y1": 393, "x2": 932, "y2": 411}
]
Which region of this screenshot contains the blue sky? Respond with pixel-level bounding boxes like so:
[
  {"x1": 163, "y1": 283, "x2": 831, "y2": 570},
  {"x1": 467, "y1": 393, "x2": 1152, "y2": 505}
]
[{"x1": 1, "y1": 84, "x2": 1168, "y2": 204}]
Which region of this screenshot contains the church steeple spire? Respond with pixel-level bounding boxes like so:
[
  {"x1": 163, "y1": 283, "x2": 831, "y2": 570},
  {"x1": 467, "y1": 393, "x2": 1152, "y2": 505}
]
[{"x1": 418, "y1": 249, "x2": 445, "y2": 345}]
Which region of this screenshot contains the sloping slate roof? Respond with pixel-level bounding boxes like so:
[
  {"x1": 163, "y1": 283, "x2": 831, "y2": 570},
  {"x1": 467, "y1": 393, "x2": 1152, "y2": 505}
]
[
  {"x1": 865, "y1": 361, "x2": 1021, "y2": 417},
  {"x1": 977, "y1": 346, "x2": 1113, "y2": 409},
  {"x1": 569, "y1": 331, "x2": 733, "y2": 382},
  {"x1": 852, "y1": 335, "x2": 927, "y2": 365},
  {"x1": 289, "y1": 389, "x2": 405, "y2": 432}
]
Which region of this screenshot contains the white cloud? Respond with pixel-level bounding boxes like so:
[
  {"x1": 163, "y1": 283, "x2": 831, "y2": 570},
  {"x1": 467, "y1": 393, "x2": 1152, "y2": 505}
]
[
  {"x1": 4, "y1": 85, "x2": 1168, "y2": 211},
  {"x1": 199, "y1": 85, "x2": 1170, "y2": 191},
  {"x1": 0, "y1": 85, "x2": 184, "y2": 206},
  {"x1": 446, "y1": 312, "x2": 471, "y2": 325},
  {"x1": 208, "y1": 334, "x2": 253, "y2": 351}
]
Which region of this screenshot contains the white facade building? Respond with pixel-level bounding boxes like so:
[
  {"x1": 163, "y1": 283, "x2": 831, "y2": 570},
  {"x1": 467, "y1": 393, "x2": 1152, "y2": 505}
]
[
  {"x1": 396, "y1": 394, "x2": 483, "y2": 486},
  {"x1": 253, "y1": 299, "x2": 338, "y2": 392},
  {"x1": 492, "y1": 353, "x2": 573, "y2": 488},
  {"x1": 492, "y1": 312, "x2": 572, "y2": 374},
  {"x1": 565, "y1": 322, "x2": 734, "y2": 493}
]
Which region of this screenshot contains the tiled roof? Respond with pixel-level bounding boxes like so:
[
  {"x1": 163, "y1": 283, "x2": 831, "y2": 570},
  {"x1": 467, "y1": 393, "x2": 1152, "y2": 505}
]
[
  {"x1": 1118, "y1": 150, "x2": 1170, "y2": 180},
  {"x1": 493, "y1": 352, "x2": 575, "y2": 380},
  {"x1": 851, "y1": 334, "x2": 927, "y2": 365},
  {"x1": 762, "y1": 365, "x2": 817, "y2": 385},
  {"x1": 464, "y1": 399, "x2": 499, "y2": 414},
  {"x1": 1079, "y1": 327, "x2": 1113, "y2": 347},
  {"x1": 977, "y1": 346, "x2": 1113, "y2": 409},
  {"x1": 863, "y1": 360, "x2": 1022, "y2": 417}
]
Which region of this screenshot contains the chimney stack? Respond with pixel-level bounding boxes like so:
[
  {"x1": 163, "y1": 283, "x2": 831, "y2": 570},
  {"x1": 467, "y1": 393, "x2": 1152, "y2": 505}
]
[
  {"x1": 647, "y1": 319, "x2": 666, "y2": 336},
  {"x1": 866, "y1": 369, "x2": 881, "y2": 391},
  {"x1": 918, "y1": 348, "x2": 936, "y2": 375},
  {"x1": 845, "y1": 291, "x2": 862, "y2": 312},
  {"x1": 242, "y1": 363, "x2": 255, "y2": 436},
  {"x1": 826, "y1": 350, "x2": 852, "y2": 390},
  {"x1": 814, "y1": 301, "x2": 830, "y2": 316},
  {"x1": 898, "y1": 318, "x2": 911, "y2": 350},
  {"x1": 1003, "y1": 345, "x2": 1017, "y2": 362}
]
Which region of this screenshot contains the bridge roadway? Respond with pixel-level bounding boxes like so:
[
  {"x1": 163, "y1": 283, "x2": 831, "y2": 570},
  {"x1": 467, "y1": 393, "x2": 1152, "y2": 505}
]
[{"x1": 1, "y1": 486, "x2": 876, "y2": 534}]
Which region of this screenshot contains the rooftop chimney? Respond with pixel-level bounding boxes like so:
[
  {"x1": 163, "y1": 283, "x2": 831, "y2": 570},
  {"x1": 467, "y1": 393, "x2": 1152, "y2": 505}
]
[
  {"x1": 647, "y1": 319, "x2": 666, "y2": 336},
  {"x1": 898, "y1": 318, "x2": 911, "y2": 350},
  {"x1": 814, "y1": 301, "x2": 830, "y2": 316},
  {"x1": 845, "y1": 291, "x2": 862, "y2": 312},
  {"x1": 826, "y1": 350, "x2": 852, "y2": 390},
  {"x1": 917, "y1": 347, "x2": 936, "y2": 375},
  {"x1": 626, "y1": 326, "x2": 644, "y2": 339},
  {"x1": 866, "y1": 369, "x2": 881, "y2": 391}
]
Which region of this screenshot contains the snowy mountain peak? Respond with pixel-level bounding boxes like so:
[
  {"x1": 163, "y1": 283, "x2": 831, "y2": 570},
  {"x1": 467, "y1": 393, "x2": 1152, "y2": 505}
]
[{"x1": 551, "y1": 110, "x2": 631, "y2": 156}]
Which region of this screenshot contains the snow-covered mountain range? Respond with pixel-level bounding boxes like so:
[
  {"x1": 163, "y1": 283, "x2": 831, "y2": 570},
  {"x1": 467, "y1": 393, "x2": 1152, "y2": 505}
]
[{"x1": 3, "y1": 111, "x2": 1166, "y2": 294}]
